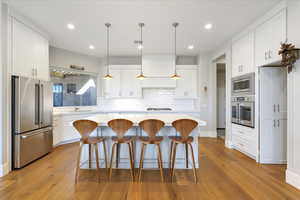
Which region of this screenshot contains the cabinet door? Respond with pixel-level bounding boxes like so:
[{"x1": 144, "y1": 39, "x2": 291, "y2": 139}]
[
  {"x1": 175, "y1": 70, "x2": 198, "y2": 99},
  {"x1": 268, "y1": 9, "x2": 287, "y2": 64},
  {"x1": 121, "y1": 70, "x2": 142, "y2": 98},
  {"x1": 104, "y1": 70, "x2": 121, "y2": 98},
  {"x1": 255, "y1": 9, "x2": 287, "y2": 66},
  {"x1": 12, "y1": 19, "x2": 35, "y2": 78},
  {"x1": 255, "y1": 19, "x2": 271, "y2": 67},
  {"x1": 35, "y1": 34, "x2": 49, "y2": 81},
  {"x1": 232, "y1": 39, "x2": 241, "y2": 77}
]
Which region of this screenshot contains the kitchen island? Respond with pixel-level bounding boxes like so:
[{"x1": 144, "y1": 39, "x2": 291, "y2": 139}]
[
  {"x1": 78, "y1": 113, "x2": 206, "y2": 169},
  {"x1": 53, "y1": 111, "x2": 206, "y2": 169}
]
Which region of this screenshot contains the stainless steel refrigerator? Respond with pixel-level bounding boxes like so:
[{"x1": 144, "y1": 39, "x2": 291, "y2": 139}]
[{"x1": 12, "y1": 76, "x2": 53, "y2": 168}]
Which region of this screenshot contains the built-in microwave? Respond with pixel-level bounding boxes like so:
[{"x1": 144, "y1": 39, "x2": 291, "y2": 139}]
[{"x1": 232, "y1": 73, "x2": 255, "y2": 96}]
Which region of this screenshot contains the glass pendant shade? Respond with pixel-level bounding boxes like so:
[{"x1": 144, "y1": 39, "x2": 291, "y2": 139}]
[
  {"x1": 171, "y1": 73, "x2": 181, "y2": 80},
  {"x1": 136, "y1": 73, "x2": 146, "y2": 80},
  {"x1": 103, "y1": 74, "x2": 113, "y2": 80}
]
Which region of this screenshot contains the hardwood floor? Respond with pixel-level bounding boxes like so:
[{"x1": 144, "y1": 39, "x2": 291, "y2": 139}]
[{"x1": 0, "y1": 138, "x2": 300, "y2": 200}]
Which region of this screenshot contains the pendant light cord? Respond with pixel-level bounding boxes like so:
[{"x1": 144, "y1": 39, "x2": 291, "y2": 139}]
[
  {"x1": 106, "y1": 23, "x2": 110, "y2": 75},
  {"x1": 140, "y1": 23, "x2": 144, "y2": 75},
  {"x1": 174, "y1": 23, "x2": 177, "y2": 75}
]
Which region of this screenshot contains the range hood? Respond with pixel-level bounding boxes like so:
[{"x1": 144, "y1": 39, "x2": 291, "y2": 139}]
[{"x1": 141, "y1": 55, "x2": 177, "y2": 88}]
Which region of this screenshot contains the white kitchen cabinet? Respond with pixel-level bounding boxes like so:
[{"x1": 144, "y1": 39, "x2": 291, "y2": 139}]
[
  {"x1": 232, "y1": 124, "x2": 257, "y2": 158},
  {"x1": 104, "y1": 69, "x2": 142, "y2": 98},
  {"x1": 255, "y1": 9, "x2": 287, "y2": 67},
  {"x1": 143, "y1": 55, "x2": 175, "y2": 77},
  {"x1": 259, "y1": 67, "x2": 287, "y2": 164},
  {"x1": 175, "y1": 69, "x2": 198, "y2": 99},
  {"x1": 12, "y1": 18, "x2": 49, "y2": 80},
  {"x1": 120, "y1": 70, "x2": 142, "y2": 98},
  {"x1": 232, "y1": 32, "x2": 254, "y2": 77}
]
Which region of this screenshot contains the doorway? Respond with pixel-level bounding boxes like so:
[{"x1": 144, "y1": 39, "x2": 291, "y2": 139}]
[{"x1": 217, "y1": 63, "x2": 226, "y2": 139}]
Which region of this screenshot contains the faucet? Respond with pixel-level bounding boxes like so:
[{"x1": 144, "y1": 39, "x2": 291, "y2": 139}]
[{"x1": 74, "y1": 107, "x2": 80, "y2": 112}]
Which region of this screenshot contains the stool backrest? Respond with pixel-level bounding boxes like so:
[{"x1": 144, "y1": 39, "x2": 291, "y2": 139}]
[
  {"x1": 108, "y1": 119, "x2": 133, "y2": 138},
  {"x1": 172, "y1": 119, "x2": 198, "y2": 139},
  {"x1": 139, "y1": 119, "x2": 165, "y2": 139},
  {"x1": 73, "y1": 120, "x2": 98, "y2": 142}
]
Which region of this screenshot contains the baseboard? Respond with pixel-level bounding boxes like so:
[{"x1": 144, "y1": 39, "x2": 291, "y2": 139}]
[
  {"x1": 225, "y1": 140, "x2": 233, "y2": 149},
  {"x1": 0, "y1": 163, "x2": 9, "y2": 177},
  {"x1": 199, "y1": 130, "x2": 217, "y2": 138},
  {"x1": 54, "y1": 138, "x2": 80, "y2": 148},
  {"x1": 286, "y1": 169, "x2": 300, "y2": 190}
]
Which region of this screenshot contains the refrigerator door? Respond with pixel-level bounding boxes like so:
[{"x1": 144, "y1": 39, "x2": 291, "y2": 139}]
[
  {"x1": 13, "y1": 127, "x2": 53, "y2": 168},
  {"x1": 12, "y1": 76, "x2": 40, "y2": 133},
  {"x1": 39, "y1": 81, "x2": 53, "y2": 128}
]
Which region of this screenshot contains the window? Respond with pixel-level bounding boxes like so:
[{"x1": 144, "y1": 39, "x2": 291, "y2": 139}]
[{"x1": 51, "y1": 70, "x2": 97, "y2": 107}]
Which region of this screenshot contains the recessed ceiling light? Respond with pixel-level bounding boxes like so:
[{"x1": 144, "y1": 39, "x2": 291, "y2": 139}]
[
  {"x1": 89, "y1": 45, "x2": 95, "y2": 50},
  {"x1": 204, "y1": 23, "x2": 213, "y2": 30},
  {"x1": 188, "y1": 45, "x2": 194, "y2": 50},
  {"x1": 67, "y1": 23, "x2": 75, "y2": 30}
]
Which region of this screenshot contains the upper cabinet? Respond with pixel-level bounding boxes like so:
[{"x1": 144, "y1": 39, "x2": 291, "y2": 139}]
[
  {"x1": 12, "y1": 18, "x2": 49, "y2": 81},
  {"x1": 175, "y1": 68, "x2": 198, "y2": 99},
  {"x1": 255, "y1": 9, "x2": 287, "y2": 67},
  {"x1": 104, "y1": 68, "x2": 142, "y2": 99},
  {"x1": 232, "y1": 32, "x2": 254, "y2": 77}
]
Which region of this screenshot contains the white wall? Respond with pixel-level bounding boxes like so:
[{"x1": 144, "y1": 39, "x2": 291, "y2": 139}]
[{"x1": 286, "y1": 0, "x2": 300, "y2": 190}]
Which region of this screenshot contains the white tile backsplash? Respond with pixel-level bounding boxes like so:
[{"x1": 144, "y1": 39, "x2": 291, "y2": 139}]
[{"x1": 97, "y1": 88, "x2": 198, "y2": 111}]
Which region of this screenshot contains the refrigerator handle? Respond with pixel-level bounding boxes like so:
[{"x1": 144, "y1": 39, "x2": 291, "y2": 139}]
[
  {"x1": 40, "y1": 83, "x2": 44, "y2": 126},
  {"x1": 34, "y1": 84, "x2": 40, "y2": 125}
]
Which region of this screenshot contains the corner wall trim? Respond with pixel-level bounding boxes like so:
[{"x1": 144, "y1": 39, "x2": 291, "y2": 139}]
[
  {"x1": 286, "y1": 169, "x2": 300, "y2": 190},
  {"x1": 0, "y1": 163, "x2": 9, "y2": 177}
]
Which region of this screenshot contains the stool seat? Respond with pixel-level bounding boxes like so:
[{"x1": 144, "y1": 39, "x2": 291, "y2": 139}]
[
  {"x1": 81, "y1": 136, "x2": 105, "y2": 144},
  {"x1": 111, "y1": 136, "x2": 135, "y2": 143},
  {"x1": 139, "y1": 136, "x2": 163, "y2": 144},
  {"x1": 169, "y1": 136, "x2": 193, "y2": 144}
]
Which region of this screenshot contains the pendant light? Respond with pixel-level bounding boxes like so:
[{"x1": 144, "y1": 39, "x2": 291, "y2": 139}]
[
  {"x1": 136, "y1": 23, "x2": 146, "y2": 80},
  {"x1": 104, "y1": 23, "x2": 112, "y2": 80},
  {"x1": 171, "y1": 22, "x2": 181, "y2": 80}
]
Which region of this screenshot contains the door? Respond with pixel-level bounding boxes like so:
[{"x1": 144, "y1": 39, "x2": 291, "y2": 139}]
[
  {"x1": 40, "y1": 81, "x2": 53, "y2": 128},
  {"x1": 175, "y1": 70, "x2": 198, "y2": 99},
  {"x1": 13, "y1": 76, "x2": 40, "y2": 133},
  {"x1": 239, "y1": 102, "x2": 254, "y2": 127},
  {"x1": 35, "y1": 34, "x2": 49, "y2": 81},
  {"x1": 231, "y1": 102, "x2": 239, "y2": 124}
]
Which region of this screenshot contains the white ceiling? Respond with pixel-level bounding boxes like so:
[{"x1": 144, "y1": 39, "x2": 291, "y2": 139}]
[{"x1": 6, "y1": 0, "x2": 280, "y2": 57}]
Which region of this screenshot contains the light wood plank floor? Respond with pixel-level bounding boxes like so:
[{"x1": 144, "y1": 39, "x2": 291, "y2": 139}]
[{"x1": 0, "y1": 138, "x2": 300, "y2": 200}]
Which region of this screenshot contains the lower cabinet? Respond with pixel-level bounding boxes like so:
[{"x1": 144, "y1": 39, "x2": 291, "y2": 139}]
[{"x1": 232, "y1": 124, "x2": 257, "y2": 159}]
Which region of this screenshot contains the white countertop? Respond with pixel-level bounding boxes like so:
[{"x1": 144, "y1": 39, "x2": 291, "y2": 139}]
[
  {"x1": 53, "y1": 109, "x2": 201, "y2": 116},
  {"x1": 83, "y1": 113, "x2": 206, "y2": 127}
]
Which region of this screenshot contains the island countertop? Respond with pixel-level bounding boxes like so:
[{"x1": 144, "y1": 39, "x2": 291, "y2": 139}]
[{"x1": 83, "y1": 113, "x2": 206, "y2": 127}]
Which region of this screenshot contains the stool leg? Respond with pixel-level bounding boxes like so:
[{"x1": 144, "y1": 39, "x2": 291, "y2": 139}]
[
  {"x1": 188, "y1": 143, "x2": 198, "y2": 184},
  {"x1": 109, "y1": 143, "x2": 117, "y2": 180},
  {"x1": 75, "y1": 142, "x2": 83, "y2": 184},
  {"x1": 138, "y1": 143, "x2": 146, "y2": 182},
  {"x1": 128, "y1": 143, "x2": 135, "y2": 181},
  {"x1": 156, "y1": 144, "x2": 164, "y2": 182},
  {"x1": 171, "y1": 143, "x2": 178, "y2": 182},
  {"x1": 130, "y1": 141, "x2": 135, "y2": 168},
  {"x1": 185, "y1": 144, "x2": 189, "y2": 168},
  {"x1": 94, "y1": 144, "x2": 101, "y2": 182},
  {"x1": 102, "y1": 140, "x2": 109, "y2": 176},
  {"x1": 88, "y1": 144, "x2": 92, "y2": 168},
  {"x1": 116, "y1": 144, "x2": 120, "y2": 168},
  {"x1": 169, "y1": 141, "x2": 174, "y2": 170}
]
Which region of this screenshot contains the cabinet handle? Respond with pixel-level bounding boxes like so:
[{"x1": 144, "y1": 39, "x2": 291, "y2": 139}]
[
  {"x1": 277, "y1": 120, "x2": 280, "y2": 128},
  {"x1": 32, "y1": 68, "x2": 35, "y2": 77},
  {"x1": 268, "y1": 50, "x2": 272, "y2": 59},
  {"x1": 273, "y1": 104, "x2": 276, "y2": 113},
  {"x1": 273, "y1": 120, "x2": 276, "y2": 128},
  {"x1": 265, "y1": 51, "x2": 268, "y2": 60},
  {"x1": 277, "y1": 104, "x2": 280, "y2": 112}
]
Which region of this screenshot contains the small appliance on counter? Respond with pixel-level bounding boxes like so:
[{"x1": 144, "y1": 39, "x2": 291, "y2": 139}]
[
  {"x1": 231, "y1": 73, "x2": 255, "y2": 128},
  {"x1": 12, "y1": 76, "x2": 53, "y2": 169}
]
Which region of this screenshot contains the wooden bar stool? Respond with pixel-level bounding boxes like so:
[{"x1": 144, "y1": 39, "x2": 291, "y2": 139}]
[
  {"x1": 138, "y1": 119, "x2": 165, "y2": 182},
  {"x1": 73, "y1": 120, "x2": 108, "y2": 183},
  {"x1": 169, "y1": 119, "x2": 198, "y2": 183},
  {"x1": 108, "y1": 119, "x2": 135, "y2": 181}
]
